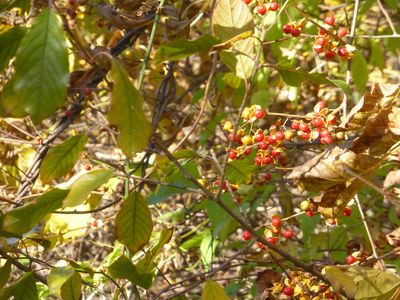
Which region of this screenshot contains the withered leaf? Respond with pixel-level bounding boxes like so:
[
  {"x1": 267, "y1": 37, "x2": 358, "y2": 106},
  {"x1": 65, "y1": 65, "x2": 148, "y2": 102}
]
[
  {"x1": 386, "y1": 228, "x2": 400, "y2": 248},
  {"x1": 256, "y1": 269, "x2": 281, "y2": 300}
]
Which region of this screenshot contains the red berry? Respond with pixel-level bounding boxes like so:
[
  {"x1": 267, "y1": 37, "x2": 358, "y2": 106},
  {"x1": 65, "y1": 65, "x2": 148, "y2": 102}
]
[
  {"x1": 254, "y1": 155, "x2": 263, "y2": 166},
  {"x1": 259, "y1": 141, "x2": 269, "y2": 150},
  {"x1": 313, "y1": 44, "x2": 324, "y2": 53},
  {"x1": 346, "y1": 255, "x2": 356, "y2": 265},
  {"x1": 84, "y1": 165, "x2": 91, "y2": 171},
  {"x1": 290, "y1": 28, "x2": 301, "y2": 37},
  {"x1": 283, "y1": 287, "x2": 294, "y2": 296},
  {"x1": 242, "y1": 230, "x2": 252, "y2": 240},
  {"x1": 264, "y1": 173, "x2": 272, "y2": 181},
  {"x1": 291, "y1": 120, "x2": 300, "y2": 130},
  {"x1": 64, "y1": 109, "x2": 73, "y2": 117},
  {"x1": 84, "y1": 87, "x2": 92, "y2": 95},
  {"x1": 243, "y1": 0, "x2": 251, "y2": 4},
  {"x1": 269, "y1": 1, "x2": 278, "y2": 11},
  {"x1": 263, "y1": 155, "x2": 273, "y2": 165},
  {"x1": 228, "y1": 149, "x2": 237, "y2": 159},
  {"x1": 319, "y1": 27, "x2": 327, "y2": 35},
  {"x1": 300, "y1": 131, "x2": 310, "y2": 140},
  {"x1": 312, "y1": 117, "x2": 324, "y2": 128},
  {"x1": 271, "y1": 216, "x2": 281, "y2": 227},
  {"x1": 256, "y1": 5, "x2": 267, "y2": 15},
  {"x1": 68, "y1": 0, "x2": 76, "y2": 5},
  {"x1": 267, "y1": 135, "x2": 276, "y2": 144},
  {"x1": 96, "y1": 19, "x2": 104, "y2": 28},
  {"x1": 283, "y1": 24, "x2": 292, "y2": 34},
  {"x1": 267, "y1": 237, "x2": 277, "y2": 244},
  {"x1": 306, "y1": 211, "x2": 314, "y2": 217},
  {"x1": 275, "y1": 131, "x2": 285, "y2": 140},
  {"x1": 277, "y1": 155, "x2": 287, "y2": 166},
  {"x1": 270, "y1": 149, "x2": 280, "y2": 157},
  {"x1": 338, "y1": 27, "x2": 348, "y2": 37},
  {"x1": 343, "y1": 207, "x2": 352, "y2": 217},
  {"x1": 338, "y1": 47, "x2": 348, "y2": 57},
  {"x1": 321, "y1": 135, "x2": 333, "y2": 144},
  {"x1": 244, "y1": 148, "x2": 252, "y2": 155},
  {"x1": 316, "y1": 37, "x2": 327, "y2": 46},
  {"x1": 254, "y1": 108, "x2": 266, "y2": 119},
  {"x1": 324, "y1": 16, "x2": 335, "y2": 26},
  {"x1": 328, "y1": 116, "x2": 337, "y2": 125},
  {"x1": 299, "y1": 122, "x2": 309, "y2": 132},
  {"x1": 325, "y1": 50, "x2": 335, "y2": 60},
  {"x1": 255, "y1": 132, "x2": 264, "y2": 142},
  {"x1": 283, "y1": 229, "x2": 293, "y2": 239},
  {"x1": 256, "y1": 242, "x2": 266, "y2": 250}
]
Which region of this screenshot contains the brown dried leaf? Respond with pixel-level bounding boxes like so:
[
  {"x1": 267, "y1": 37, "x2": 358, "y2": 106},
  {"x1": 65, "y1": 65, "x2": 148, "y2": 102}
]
[
  {"x1": 286, "y1": 146, "x2": 358, "y2": 192},
  {"x1": 256, "y1": 269, "x2": 281, "y2": 300},
  {"x1": 386, "y1": 228, "x2": 400, "y2": 248}
]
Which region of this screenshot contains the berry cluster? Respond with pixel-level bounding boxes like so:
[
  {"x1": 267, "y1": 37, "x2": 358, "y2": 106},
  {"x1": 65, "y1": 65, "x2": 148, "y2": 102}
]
[
  {"x1": 213, "y1": 178, "x2": 238, "y2": 192},
  {"x1": 313, "y1": 16, "x2": 355, "y2": 60},
  {"x1": 242, "y1": 215, "x2": 294, "y2": 248},
  {"x1": 242, "y1": 0, "x2": 279, "y2": 16},
  {"x1": 271, "y1": 271, "x2": 340, "y2": 299},
  {"x1": 282, "y1": 18, "x2": 307, "y2": 37},
  {"x1": 223, "y1": 102, "x2": 339, "y2": 171}
]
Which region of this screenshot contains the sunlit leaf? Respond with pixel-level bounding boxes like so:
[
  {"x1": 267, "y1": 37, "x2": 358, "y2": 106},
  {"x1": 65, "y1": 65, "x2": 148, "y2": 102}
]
[
  {"x1": 11, "y1": 9, "x2": 69, "y2": 123},
  {"x1": 212, "y1": 0, "x2": 254, "y2": 41},
  {"x1": 202, "y1": 280, "x2": 229, "y2": 300},
  {"x1": 225, "y1": 158, "x2": 256, "y2": 184},
  {"x1": 1, "y1": 188, "x2": 68, "y2": 236},
  {"x1": 48, "y1": 266, "x2": 82, "y2": 300},
  {"x1": 0, "y1": 272, "x2": 38, "y2": 300},
  {"x1": 108, "y1": 59, "x2": 151, "y2": 157},
  {"x1": 62, "y1": 169, "x2": 113, "y2": 207},
  {"x1": 115, "y1": 192, "x2": 153, "y2": 255},
  {"x1": 155, "y1": 35, "x2": 219, "y2": 64},
  {"x1": 39, "y1": 134, "x2": 88, "y2": 183}
]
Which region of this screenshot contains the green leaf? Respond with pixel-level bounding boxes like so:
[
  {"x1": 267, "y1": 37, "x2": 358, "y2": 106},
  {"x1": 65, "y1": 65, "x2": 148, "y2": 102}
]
[
  {"x1": 1, "y1": 188, "x2": 68, "y2": 236},
  {"x1": 351, "y1": 52, "x2": 369, "y2": 93},
  {"x1": 0, "y1": 272, "x2": 38, "y2": 300},
  {"x1": 60, "y1": 272, "x2": 82, "y2": 300},
  {"x1": 139, "y1": 228, "x2": 173, "y2": 270},
  {"x1": 0, "y1": 27, "x2": 25, "y2": 73},
  {"x1": 48, "y1": 266, "x2": 81, "y2": 299},
  {"x1": 277, "y1": 66, "x2": 351, "y2": 95},
  {"x1": 11, "y1": 8, "x2": 69, "y2": 123},
  {"x1": 0, "y1": 0, "x2": 30, "y2": 11},
  {"x1": 108, "y1": 59, "x2": 151, "y2": 157},
  {"x1": 39, "y1": 134, "x2": 88, "y2": 183},
  {"x1": 220, "y1": 37, "x2": 255, "y2": 79},
  {"x1": 108, "y1": 255, "x2": 153, "y2": 289},
  {"x1": 369, "y1": 40, "x2": 385, "y2": 70},
  {"x1": 0, "y1": 260, "x2": 11, "y2": 289},
  {"x1": 202, "y1": 280, "x2": 229, "y2": 300},
  {"x1": 63, "y1": 169, "x2": 113, "y2": 207},
  {"x1": 225, "y1": 158, "x2": 256, "y2": 184},
  {"x1": 200, "y1": 230, "x2": 218, "y2": 270},
  {"x1": 115, "y1": 192, "x2": 153, "y2": 255},
  {"x1": 324, "y1": 266, "x2": 400, "y2": 300},
  {"x1": 154, "y1": 35, "x2": 219, "y2": 64},
  {"x1": 324, "y1": 266, "x2": 356, "y2": 298},
  {"x1": 212, "y1": 0, "x2": 254, "y2": 41}
]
